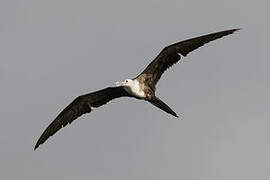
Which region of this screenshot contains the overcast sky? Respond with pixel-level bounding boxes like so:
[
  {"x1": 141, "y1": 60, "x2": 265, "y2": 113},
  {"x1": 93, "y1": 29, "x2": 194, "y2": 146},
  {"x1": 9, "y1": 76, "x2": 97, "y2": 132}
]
[{"x1": 1, "y1": 0, "x2": 269, "y2": 179}]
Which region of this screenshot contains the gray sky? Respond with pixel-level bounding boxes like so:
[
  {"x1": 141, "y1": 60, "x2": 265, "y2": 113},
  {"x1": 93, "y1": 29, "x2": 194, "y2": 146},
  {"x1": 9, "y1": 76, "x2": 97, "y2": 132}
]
[{"x1": 1, "y1": 0, "x2": 269, "y2": 179}]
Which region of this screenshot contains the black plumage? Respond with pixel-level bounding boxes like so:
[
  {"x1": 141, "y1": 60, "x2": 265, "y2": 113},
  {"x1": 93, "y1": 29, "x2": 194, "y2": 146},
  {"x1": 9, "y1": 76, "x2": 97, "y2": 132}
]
[
  {"x1": 35, "y1": 87, "x2": 131, "y2": 150},
  {"x1": 138, "y1": 29, "x2": 240, "y2": 90},
  {"x1": 35, "y1": 29, "x2": 239, "y2": 150}
]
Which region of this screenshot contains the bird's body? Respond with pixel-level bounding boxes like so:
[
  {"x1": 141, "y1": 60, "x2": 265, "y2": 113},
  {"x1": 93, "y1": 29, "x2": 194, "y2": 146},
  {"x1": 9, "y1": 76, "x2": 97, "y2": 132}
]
[
  {"x1": 35, "y1": 29, "x2": 240, "y2": 150},
  {"x1": 117, "y1": 79, "x2": 146, "y2": 98}
]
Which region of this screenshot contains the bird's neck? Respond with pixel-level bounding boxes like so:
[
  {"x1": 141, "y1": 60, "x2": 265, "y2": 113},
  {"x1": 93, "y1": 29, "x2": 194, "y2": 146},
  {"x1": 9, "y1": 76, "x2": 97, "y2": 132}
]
[{"x1": 124, "y1": 79, "x2": 146, "y2": 98}]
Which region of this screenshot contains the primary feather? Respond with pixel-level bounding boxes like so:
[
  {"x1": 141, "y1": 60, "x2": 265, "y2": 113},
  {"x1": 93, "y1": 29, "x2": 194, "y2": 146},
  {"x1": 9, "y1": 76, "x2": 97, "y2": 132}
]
[
  {"x1": 34, "y1": 87, "x2": 131, "y2": 150},
  {"x1": 35, "y1": 28, "x2": 240, "y2": 150},
  {"x1": 138, "y1": 29, "x2": 240, "y2": 90}
]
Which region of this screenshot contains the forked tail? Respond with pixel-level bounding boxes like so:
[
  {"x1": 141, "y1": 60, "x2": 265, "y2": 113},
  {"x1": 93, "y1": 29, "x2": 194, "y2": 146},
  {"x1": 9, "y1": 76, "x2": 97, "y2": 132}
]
[{"x1": 148, "y1": 96, "x2": 178, "y2": 117}]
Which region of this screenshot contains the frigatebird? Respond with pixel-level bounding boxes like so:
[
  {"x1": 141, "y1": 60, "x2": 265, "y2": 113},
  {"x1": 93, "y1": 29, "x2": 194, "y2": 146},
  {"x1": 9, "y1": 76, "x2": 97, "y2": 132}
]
[{"x1": 34, "y1": 29, "x2": 239, "y2": 150}]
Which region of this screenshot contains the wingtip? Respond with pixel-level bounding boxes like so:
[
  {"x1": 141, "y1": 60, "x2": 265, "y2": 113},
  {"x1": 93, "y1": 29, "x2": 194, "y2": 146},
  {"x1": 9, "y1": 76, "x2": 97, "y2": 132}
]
[
  {"x1": 234, "y1": 28, "x2": 242, "y2": 32},
  {"x1": 174, "y1": 112, "x2": 184, "y2": 119},
  {"x1": 34, "y1": 139, "x2": 42, "y2": 151},
  {"x1": 172, "y1": 112, "x2": 179, "y2": 118},
  {"x1": 34, "y1": 144, "x2": 39, "y2": 151},
  {"x1": 228, "y1": 28, "x2": 241, "y2": 34},
  {"x1": 220, "y1": 28, "x2": 241, "y2": 34}
]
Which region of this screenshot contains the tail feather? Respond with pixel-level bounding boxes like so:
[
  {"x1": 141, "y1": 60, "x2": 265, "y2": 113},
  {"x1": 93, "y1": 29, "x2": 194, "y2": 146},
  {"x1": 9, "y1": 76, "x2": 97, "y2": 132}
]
[{"x1": 148, "y1": 96, "x2": 178, "y2": 117}]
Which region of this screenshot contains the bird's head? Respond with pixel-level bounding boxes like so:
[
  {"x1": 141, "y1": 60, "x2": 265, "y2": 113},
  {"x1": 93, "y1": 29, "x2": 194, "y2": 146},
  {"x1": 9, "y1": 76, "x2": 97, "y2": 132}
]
[{"x1": 115, "y1": 79, "x2": 132, "y2": 87}]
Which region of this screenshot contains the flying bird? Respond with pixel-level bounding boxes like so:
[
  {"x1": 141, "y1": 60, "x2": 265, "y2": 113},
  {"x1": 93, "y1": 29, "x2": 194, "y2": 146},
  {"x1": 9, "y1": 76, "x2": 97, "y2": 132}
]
[{"x1": 34, "y1": 29, "x2": 239, "y2": 150}]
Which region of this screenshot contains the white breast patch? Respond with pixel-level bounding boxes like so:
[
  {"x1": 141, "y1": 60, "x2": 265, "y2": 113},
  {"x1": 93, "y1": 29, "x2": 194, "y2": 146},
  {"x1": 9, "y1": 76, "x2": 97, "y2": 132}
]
[{"x1": 124, "y1": 79, "x2": 146, "y2": 98}]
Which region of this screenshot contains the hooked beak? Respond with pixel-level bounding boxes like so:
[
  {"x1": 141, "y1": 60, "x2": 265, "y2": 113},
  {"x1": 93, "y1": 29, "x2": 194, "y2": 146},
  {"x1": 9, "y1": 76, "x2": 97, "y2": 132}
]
[{"x1": 115, "y1": 81, "x2": 125, "y2": 86}]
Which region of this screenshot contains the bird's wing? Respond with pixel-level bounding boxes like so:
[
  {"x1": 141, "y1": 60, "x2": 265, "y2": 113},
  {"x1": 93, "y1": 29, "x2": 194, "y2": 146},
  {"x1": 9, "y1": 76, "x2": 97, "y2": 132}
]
[
  {"x1": 34, "y1": 86, "x2": 131, "y2": 150},
  {"x1": 137, "y1": 29, "x2": 240, "y2": 90}
]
